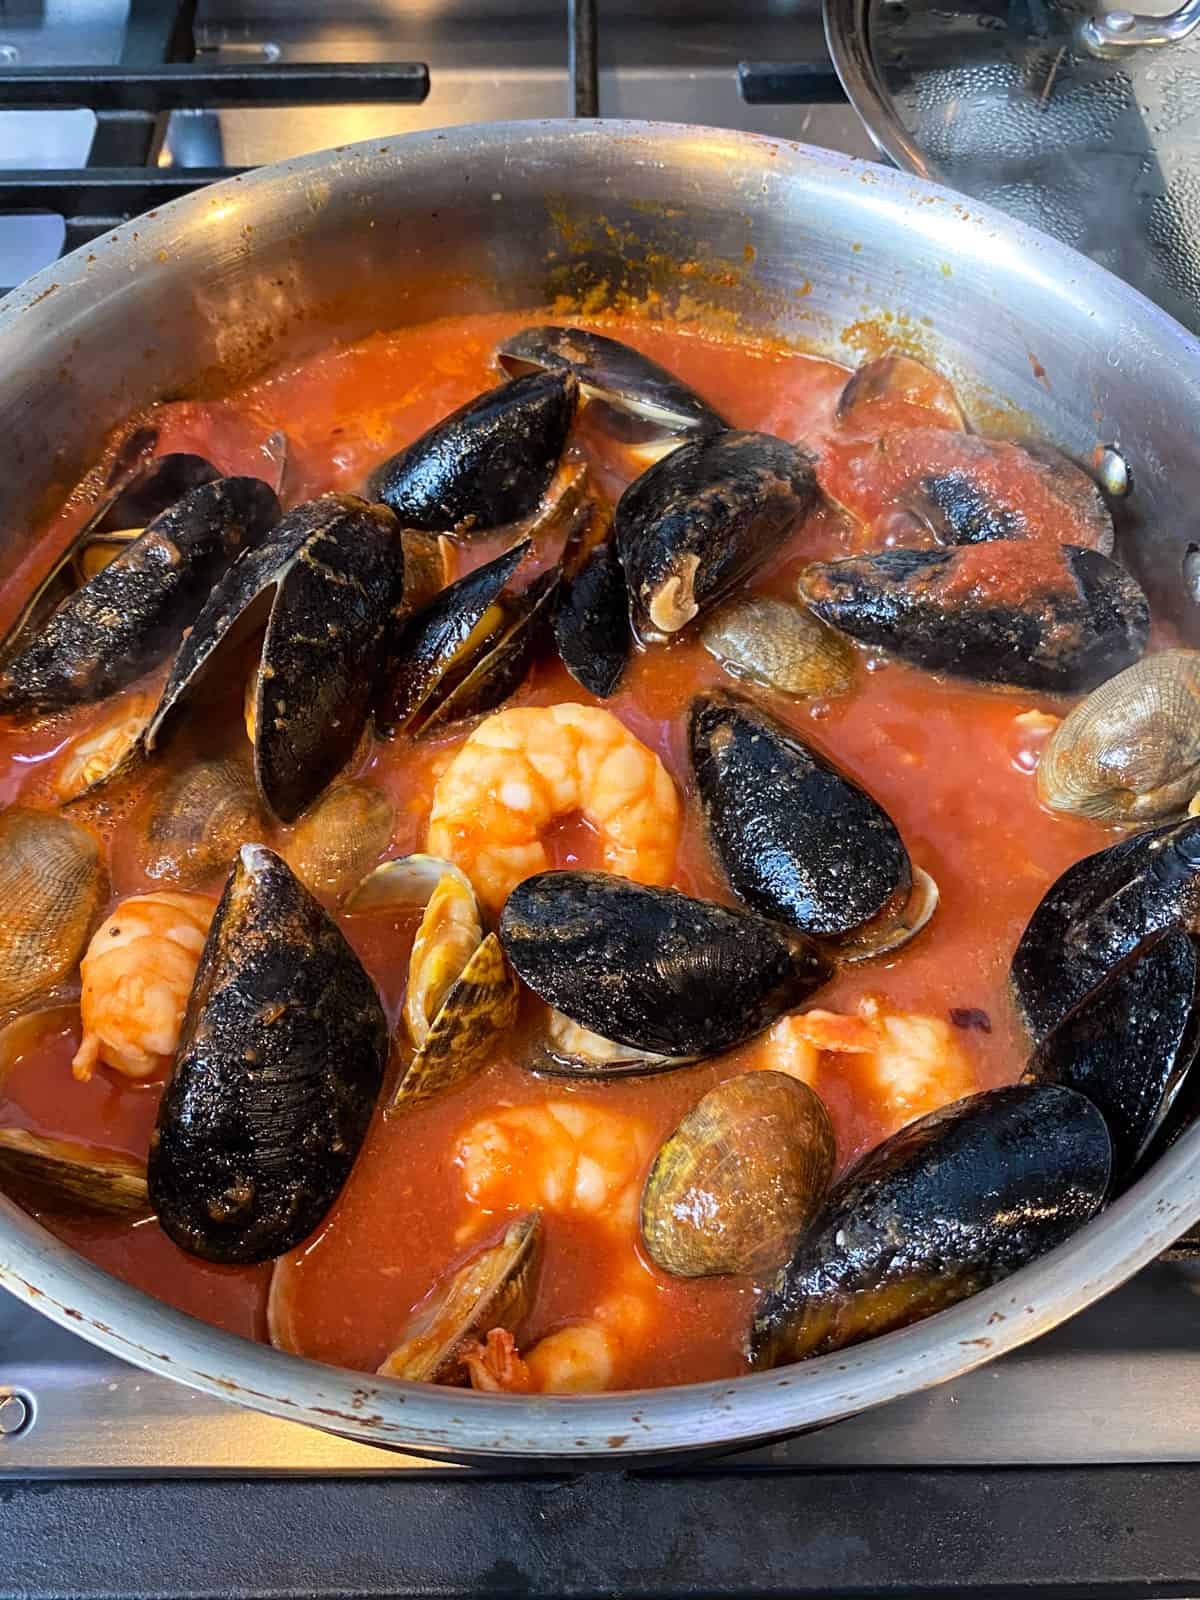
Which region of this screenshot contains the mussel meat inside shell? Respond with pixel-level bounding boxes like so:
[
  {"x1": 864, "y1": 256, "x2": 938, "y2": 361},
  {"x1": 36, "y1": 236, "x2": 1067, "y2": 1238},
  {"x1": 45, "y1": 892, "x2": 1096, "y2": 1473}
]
[
  {"x1": 749, "y1": 1083, "x2": 1111, "y2": 1367},
  {"x1": 1011, "y1": 817, "x2": 1200, "y2": 1042},
  {"x1": 798, "y1": 543, "x2": 1150, "y2": 693},
  {"x1": 0, "y1": 1128, "x2": 150, "y2": 1216},
  {"x1": 616, "y1": 430, "x2": 819, "y2": 642},
  {"x1": 0, "y1": 808, "x2": 105, "y2": 1013},
  {"x1": 1025, "y1": 929, "x2": 1200, "y2": 1186},
  {"x1": 379, "y1": 540, "x2": 556, "y2": 735},
  {"x1": 348, "y1": 855, "x2": 518, "y2": 1113},
  {"x1": 1037, "y1": 649, "x2": 1200, "y2": 825},
  {"x1": 641, "y1": 1071, "x2": 836, "y2": 1278},
  {"x1": 368, "y1": 370, "x2": 578, "y2": 535},
  {"x1": 836, "y1": 355, "x2": 967, "y2": 432},
  {"x1": 282, "y1": 782, "x2": 395, "y2": 903},
  {"x1": 377, "y1": 1212, "x2": 541, "y2": 1382},
  {"x1": 54, "y1": 692, "x2": 155, "y2": 803},
  {"x1": 700, "y1": 595, "x2": 857, "y2": 701},
  {"x1": 0, "y1": 477, "x2": 280, "y2": 718},
  {"x1": 0, "y1": 450, "x2": 221, "y2": 669},
  {"x1": 689, "y1": 690, "x2": 918, "y2": 949},
  {"x1": 528, "y1": 1009, "x2": 683, "y2": 1079},
  {"x1": 145, "y1": 494, "x2": 403, "y2": 823},
  {"x1": 142, "y1": 758, "x2": 265, "y2": 886},
  {"x1": 552, "y1": 537, "x2": 632, "y2": 699},
  {"x1": 499, "y1": 870, "x2": 832, "y2": 1060},
  {"x1": 495, "y1": 325, "x2": 727, "y2": 464},
  {"x1": 148, "y1": 844, "x2": 389, "y2": 1264}
]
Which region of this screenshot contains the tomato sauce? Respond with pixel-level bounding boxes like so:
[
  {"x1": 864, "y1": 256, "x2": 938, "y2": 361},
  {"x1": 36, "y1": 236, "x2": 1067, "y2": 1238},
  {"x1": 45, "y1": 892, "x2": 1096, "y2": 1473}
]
[{"x1": 0, "y1": 311, "x2": 1115, "y2": 1390}]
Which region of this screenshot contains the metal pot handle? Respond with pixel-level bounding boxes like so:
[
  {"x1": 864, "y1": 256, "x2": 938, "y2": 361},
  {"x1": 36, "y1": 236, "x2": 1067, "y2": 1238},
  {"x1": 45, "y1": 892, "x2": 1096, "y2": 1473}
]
[{"x1": 1079, "y1": 0, "x2": 1200, "y2": 56}]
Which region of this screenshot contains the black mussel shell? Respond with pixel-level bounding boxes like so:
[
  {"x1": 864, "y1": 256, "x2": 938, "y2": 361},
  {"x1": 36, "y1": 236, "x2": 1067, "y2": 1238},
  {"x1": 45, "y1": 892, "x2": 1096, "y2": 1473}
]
[
  {"x1": 799, "y1": 543, "x2": 1149, "y2": 693},
  {"x1": 367, "y1": 371, "x2": 578, "y2": 535},
  {"x1": 379, "y1": 540, "x2": 543, "y2": 734},
  {"x1": 99, "y1": 451, "x2": 221, "y2": 536},
  {"x1": 420, "y1": 566, "x2": 560, "y2": 736},
  {"x1": 149, "y1": 844, "x2": 388, "y2": 1264},
  {"x1": 749, "y1": 1083, "x2": 1111, "y2": 1367},
  {"x1": 0, "y1": 477, "x2": 280, "y2": 718},
  {"x1": 1026, "y1": 930, "x2": 1200, "y2": 1185},
  {"x1": 499, "y1": 870, "x2": 832, "y2": 1059},
  {"x1": 689, "y1": 689, "x2": 912, "y2": 942},
  {"x1": 616, "y1": 430, "x2": 818, "y2": 642},
  {"x1": 146, "y1": 494, "x2": 402, "y2": 823},
  {"x1": 1011, "y1": 818, "x2": 1200, "y2": 1042},
  {"x1": 552, "y1": 537, "x2": 631, "y2": 698},
  {"x1": 495, "y1": 325, "x2": 728, "y2": 446}
]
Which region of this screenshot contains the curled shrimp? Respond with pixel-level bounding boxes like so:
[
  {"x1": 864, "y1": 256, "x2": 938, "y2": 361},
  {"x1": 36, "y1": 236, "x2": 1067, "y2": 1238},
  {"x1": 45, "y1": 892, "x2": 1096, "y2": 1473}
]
[
  {"x1": 71, "y1": 891, "x2": 215, "y2": 1082},
  {"x1": 455, "y1": 1099, "x2": 656, "y2": 1393},
  {"x1": 753, "y1": 995, "x2": 978, "y2": 1137},
  {"x1": 426, "y1": 703, "x2": 682, "y2": 911}
]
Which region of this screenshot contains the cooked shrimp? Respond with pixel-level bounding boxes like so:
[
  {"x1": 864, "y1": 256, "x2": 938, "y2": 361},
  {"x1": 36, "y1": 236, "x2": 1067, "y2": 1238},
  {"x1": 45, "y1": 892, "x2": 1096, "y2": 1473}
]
[
  {"x1": 426, "y1": 703, "x2": 681, "y2": 910},
  {"x1": 71, "y1": 891, "x2": 215, "y2": 1082},
  {"x1": 753, "y1": 995, "x2": 978, "y2": 1136},
  {"x1": 456, "y1": 1098, "x2": 654, "y2": 1234}
]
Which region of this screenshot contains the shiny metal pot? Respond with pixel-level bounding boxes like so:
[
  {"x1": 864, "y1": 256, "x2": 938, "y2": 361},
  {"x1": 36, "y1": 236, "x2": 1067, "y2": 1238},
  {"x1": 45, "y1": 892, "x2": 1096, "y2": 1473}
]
[{"x1": 2, "y1": 121, "x2": 1199, "y2": 1464}]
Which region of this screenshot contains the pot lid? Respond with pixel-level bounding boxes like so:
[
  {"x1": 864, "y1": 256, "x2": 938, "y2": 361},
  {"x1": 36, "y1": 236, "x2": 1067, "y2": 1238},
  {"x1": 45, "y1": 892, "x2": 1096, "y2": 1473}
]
[{"x1": 824, "y1": 0, "x2": 1200, "y2": 333}]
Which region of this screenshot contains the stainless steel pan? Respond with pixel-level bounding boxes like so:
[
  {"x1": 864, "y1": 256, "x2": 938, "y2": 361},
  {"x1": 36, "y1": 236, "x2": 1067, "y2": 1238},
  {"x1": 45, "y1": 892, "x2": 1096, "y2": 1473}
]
[{"x1": 2, "y1": 121, "x2": 1200, "y2": 1464}]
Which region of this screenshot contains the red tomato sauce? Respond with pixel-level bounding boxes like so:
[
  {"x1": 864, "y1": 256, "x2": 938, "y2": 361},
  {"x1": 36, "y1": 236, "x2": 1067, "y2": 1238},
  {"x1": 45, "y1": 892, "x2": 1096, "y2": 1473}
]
[{"x1": 0, "y1": 311, "x2": 1114, "y2": 1390}]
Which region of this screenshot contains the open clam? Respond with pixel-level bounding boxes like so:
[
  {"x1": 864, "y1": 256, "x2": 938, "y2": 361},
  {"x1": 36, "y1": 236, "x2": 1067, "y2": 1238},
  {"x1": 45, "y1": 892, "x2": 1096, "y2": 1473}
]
[
  {"x1": 377, "y1": 1212, "x2": 541, "y2": 1382},
  {"x1": 0, "y1": 477, "x2": 280, "y2": 718},
  {"x1": 641, "y1": 1072, "x2": 836, "y2": 1278},
  {"x1": 54, "y1": 692, "x2": 156, "y2": 803},
  {"x1": 142, "y1": 758, "x2": 265, "y2": 886},
  {"x1": 149, "y1": 845, "x2": 388, "y2": 1263},
  {"x1": 499, "y1": 870, "x2": 832, "y2": 1060},
  {"x1": 282, "y1": 782, "x2": 395, "y2": 903},
  {"x1": 750, "y1": 1083, "x2": 1111, "y2": 1366},
  {"x1": 347, "y1": 854, "x2": 518, "y2": 1113},
  {"x1": 700, "y1": 595, "x2": 856, "y2": 701},
  {"x1": 145, "y1": 494, "x2": 403, "y2": 823}
]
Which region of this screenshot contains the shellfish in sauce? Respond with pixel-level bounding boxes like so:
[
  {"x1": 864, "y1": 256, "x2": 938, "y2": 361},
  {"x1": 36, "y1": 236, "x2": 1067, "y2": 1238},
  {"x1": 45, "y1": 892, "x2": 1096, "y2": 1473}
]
[{"x1": 0, "y1": 311, "x2": 1177, "y2": 1393}]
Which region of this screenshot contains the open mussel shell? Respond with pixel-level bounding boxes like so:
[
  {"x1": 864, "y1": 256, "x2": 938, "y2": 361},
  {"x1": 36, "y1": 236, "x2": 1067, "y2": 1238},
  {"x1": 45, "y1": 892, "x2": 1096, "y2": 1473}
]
[
  {"x1": 377, "y1": 1212, "x2": 541, "y2": 1382},
  {"x1": 749, "y1": 1083, "x2": 1112, "y2": 1367},
  {"x1": 836, "y1": 355, "x2": 967, "y2": 432},
  {"x1": 616, "y1": 430, "x2": 818, "y2": 642},
  {"x1": 145, "y1": 494, "x2": 402, "y2": 824},
  {"x1": 1012, "y1": 817, "x2": 1200, "y2": 1042},
  {"x1": 0, "y1": 808, "x2": 105, "y2": 1013},
  {"x1": 55, "y1": 692, "x2": 155, "y2": 803},
  {"x1": 528, "y1": 1009, "x2": 684, "y2": 1079},
  {"x1": 1025, "y1": 930, "x2": 1200, "y2": 1187},
  {"x1": 0, "y1": 477, "x2": 280, "y2": 719},
  {"x1": 1037, "y1": 649, "x2": 1200, "y2": 825},
  {"x1": 700, "y1": 595, "x2": 856, "y2": 701},
  {"x1": 0, "y1": 451, "x2": 221, "y2": 669},
  {"x1": 495, "y1": 325, "x2": 727, "y2": 455},
  {"x1": 282, "y1": 782, "x2": 395, "y2": 903},
  {"x1": 641, "y1": 1071, "x2": 836, "y2": 1279},
  {"x1": 142, "y1": 758, "x2": 265, "y2": 887},
  {"x1": 552, "y1": 537, "x2": 631, "y2": 699},
  {"x1": 419, "y1": 566, "x2": 559, "y2": 737},
  {"x1": 368, "y1": 370, "x2": 578, "y2": 535},
  {"x1": 380, "y1": 540, "x2": 529, "y2": 733},
  {"x1": 799, "y1": 543, "x2": 1149, "y2": 693},
  {"x1": 690, "y1": 691, "x2": 915, "y2": 948},
  {"x1": 0, "y1": 1129, "x2": 150, "y2": 1217},
  {"x1": 148, "y1": 844, "x2": 388, "y2": 1264},
  {"x1": 499, "y1": 870, "x2": 832, "y2": 1060}
]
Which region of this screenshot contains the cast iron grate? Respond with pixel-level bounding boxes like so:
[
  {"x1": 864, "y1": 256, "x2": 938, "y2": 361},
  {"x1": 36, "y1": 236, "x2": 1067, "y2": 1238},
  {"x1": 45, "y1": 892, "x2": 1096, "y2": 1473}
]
[{"x1": 0, "y1": 0, "x2": 843, "y2": 279}]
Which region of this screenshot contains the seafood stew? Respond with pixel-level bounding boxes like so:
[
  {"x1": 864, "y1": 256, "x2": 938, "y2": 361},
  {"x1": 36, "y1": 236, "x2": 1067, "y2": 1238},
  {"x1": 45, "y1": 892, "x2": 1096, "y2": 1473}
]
[{"x1": 0, "y1": 309, "x2": 1186, "y2": 1395}]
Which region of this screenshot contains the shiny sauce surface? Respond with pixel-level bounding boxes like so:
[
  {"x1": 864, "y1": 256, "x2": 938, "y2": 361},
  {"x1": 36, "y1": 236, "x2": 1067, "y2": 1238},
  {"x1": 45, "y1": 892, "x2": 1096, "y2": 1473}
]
[{"x1": 0, "y1": 312, "x2": 1112, "y2": 1389}]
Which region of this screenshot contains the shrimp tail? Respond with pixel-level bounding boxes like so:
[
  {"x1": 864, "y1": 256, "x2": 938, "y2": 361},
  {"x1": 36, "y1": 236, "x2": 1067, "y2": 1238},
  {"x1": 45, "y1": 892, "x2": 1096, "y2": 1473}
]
[{"x1": 462, "y1": 1327, "x2": 534, "y2": 1393}]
